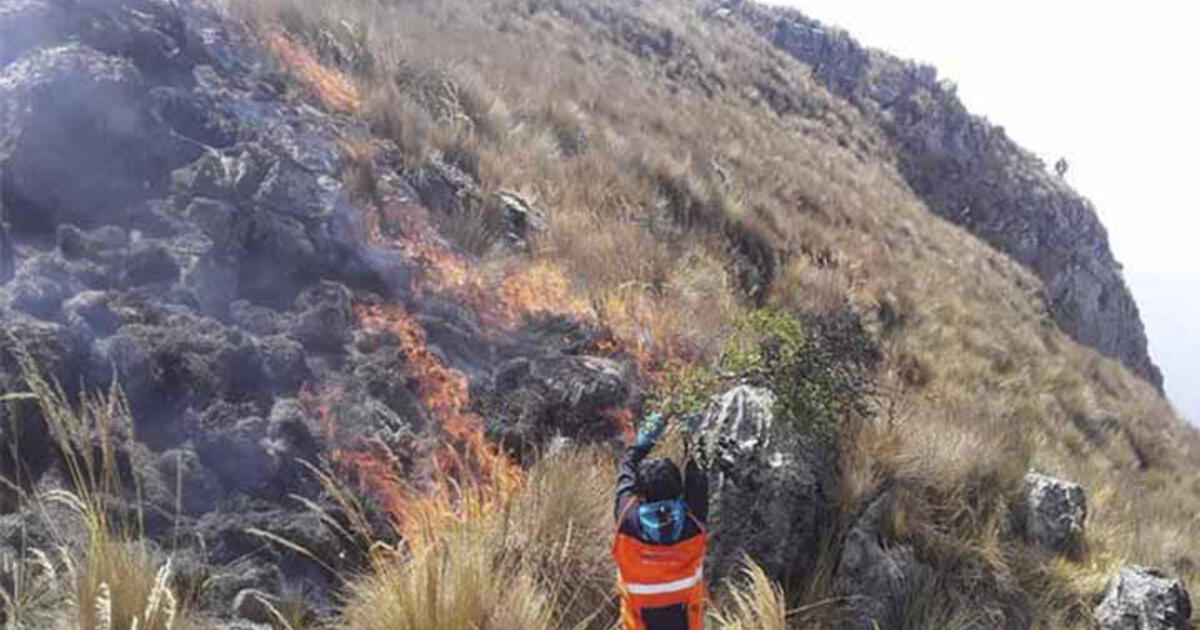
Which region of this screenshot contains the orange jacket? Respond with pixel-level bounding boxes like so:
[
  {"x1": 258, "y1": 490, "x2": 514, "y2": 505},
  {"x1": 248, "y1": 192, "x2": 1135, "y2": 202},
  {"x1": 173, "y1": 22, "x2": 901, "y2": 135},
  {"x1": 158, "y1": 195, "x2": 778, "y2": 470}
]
[{"x1": 613, "y1": 504, "x2": 708, "y2": 630}]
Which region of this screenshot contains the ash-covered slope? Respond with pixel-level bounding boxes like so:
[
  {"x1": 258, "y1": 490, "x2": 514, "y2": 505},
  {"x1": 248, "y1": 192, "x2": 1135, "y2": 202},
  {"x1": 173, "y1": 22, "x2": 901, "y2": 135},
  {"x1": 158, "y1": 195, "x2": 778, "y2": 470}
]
[
  {"x1": 0, "y1": 0, "x2": 630, "y2": 623},
  {"x1": 721, "y1": 0, "x2": 1163, "y2": 390}
]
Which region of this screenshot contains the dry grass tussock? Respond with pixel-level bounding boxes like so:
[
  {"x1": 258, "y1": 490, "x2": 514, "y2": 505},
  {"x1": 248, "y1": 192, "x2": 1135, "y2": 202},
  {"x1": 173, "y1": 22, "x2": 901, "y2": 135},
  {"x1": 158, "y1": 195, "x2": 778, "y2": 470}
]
[
  {"x1": 4, "y1": 350, "x2": 189, "y2": 630},
  {"x1": 338, "y1": 446, "x2": 617, "y2": 630}
]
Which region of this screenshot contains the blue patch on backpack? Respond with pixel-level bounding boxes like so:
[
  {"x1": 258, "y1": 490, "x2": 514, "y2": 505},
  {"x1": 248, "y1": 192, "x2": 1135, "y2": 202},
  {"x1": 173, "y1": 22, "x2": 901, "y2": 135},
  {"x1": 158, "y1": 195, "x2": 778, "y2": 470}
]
[{"x1": 638, "y1": 499, "x2": 686, "y2": 544}]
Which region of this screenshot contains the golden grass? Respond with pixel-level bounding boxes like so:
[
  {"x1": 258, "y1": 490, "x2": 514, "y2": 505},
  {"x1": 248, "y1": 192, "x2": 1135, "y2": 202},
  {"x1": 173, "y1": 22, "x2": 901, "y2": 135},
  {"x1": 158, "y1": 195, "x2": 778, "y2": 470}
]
[
  {"x1": 339, "y1": 525, "x2": 556, "y2": 630},
  {"x1": 339, "y1": 447, "x2": 616, "y2": 630},
  {"x1": 710, "y1": 560, "x2": 790, "y2": 630},
  {"x1": 11, "y1": 351, "x2": 187, "y2": 630}
]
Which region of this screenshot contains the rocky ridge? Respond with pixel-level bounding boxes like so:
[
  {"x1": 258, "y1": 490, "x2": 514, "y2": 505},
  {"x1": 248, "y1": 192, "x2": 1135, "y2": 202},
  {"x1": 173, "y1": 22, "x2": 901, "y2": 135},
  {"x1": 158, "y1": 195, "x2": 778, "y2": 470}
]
[{"x1": 719, "y1": 0, "x2": 1163, "y2": 390}]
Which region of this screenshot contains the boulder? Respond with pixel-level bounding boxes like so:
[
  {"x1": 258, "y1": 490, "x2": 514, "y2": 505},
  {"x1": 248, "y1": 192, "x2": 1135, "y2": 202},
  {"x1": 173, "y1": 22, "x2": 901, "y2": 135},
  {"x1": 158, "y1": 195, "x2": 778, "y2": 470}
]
[
  {"x1": 157, "y1": 447, "x2": 222, "y2": 516},
  {"x1": 0, "y1": 313, "x2": 94, "y2": 393},
  {"x1": 98, "y1": 316, "x2": 269, "y2": 446},
  {"x1": 231, "y1": 300, "x2": 293, "y2": 336},
  {"x1": 122, "y1": 239, "x2": 180, "y2": 287},
  {"x1": 495, "y1": 190, "x2": 546, "y2": 249},
  {"x1": 4, "y1": 252, "x2": 86, "y2": 319},
  {"x1": 257, "y1": 335, "x2": 311, "y2": 393},
  {"x1": 56, "y1": 224, "x2": 130, "y2": 264},
  {"x1": 63, "y1": 291, "x2": 121, "y2": 337},
  {"x1": 0, "y1": 44, "x2": 199, "y2": 233},
  {"x1": 0, "y1": 0, "x2": 73, "y2": 67},
  {"x1": 192, "y1": 409, "x2": 276, "y2": 496},
  {"x1": 232, "y1": 589, "x2": 276, "y2": 625},
  {"x1": 1094, "y1": 566, "x2": 1192, "y2": 630},
  {"x1": 1025, "y1": 472, "x2": 1087, "y2": 556},
  {"x1": 690, "y1": 385, "x2": 829, "y2": 582},
  {"x1": 483, "y1": 354, "x2": 631, "y2": 452},
  {"x1": 833, "y1": 492, "x2": 933, "y2": 630},
  {"x1": 293, "y1": 281, "x2": 353, "y2": 353}
]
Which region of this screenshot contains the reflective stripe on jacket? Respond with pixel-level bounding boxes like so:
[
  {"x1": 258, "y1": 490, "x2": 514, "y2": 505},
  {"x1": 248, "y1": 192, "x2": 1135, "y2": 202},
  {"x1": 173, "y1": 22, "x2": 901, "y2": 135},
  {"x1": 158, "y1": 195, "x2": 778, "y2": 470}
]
[{"x1": 612, "y1": 505, "x2": 708, "y2": 630}]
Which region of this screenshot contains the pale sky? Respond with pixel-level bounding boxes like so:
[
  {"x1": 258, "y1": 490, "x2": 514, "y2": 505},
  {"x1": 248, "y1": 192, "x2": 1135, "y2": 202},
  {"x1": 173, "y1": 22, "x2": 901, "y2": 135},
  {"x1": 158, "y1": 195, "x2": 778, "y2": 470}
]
[{"x1": 766, "y1": 0, "x2": 1200, "y2": 422}]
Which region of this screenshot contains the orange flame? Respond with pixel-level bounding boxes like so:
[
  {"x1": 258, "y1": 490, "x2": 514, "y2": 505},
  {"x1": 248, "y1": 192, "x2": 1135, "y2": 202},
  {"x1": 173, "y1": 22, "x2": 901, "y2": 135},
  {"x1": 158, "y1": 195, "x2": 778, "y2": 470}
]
[
  {"x1": 354, "y1": 302, "x2": 522, "y2": 522},
  {"x1": 263, "y1": 28, "x2": 361, "y2": 113},
  {"x1": 300, "y1": 385, "x2": 412, "y2": 523},
  {"x1": 266, "y1": 23, "x2": 694, "y2": 541}
]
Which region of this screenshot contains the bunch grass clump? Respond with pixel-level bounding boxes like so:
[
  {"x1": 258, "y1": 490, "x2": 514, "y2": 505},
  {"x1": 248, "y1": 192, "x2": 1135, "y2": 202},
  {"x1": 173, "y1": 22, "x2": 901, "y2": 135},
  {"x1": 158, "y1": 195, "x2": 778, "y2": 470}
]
[{"x1": 9, "y1": 349, "x2": 188, "y2": 630}]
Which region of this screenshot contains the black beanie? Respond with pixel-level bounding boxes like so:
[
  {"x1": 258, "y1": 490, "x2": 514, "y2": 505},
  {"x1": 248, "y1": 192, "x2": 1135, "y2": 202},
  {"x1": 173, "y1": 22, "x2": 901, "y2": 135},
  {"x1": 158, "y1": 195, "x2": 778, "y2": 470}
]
[{"x1": 637, "y1": 457, "x2": 683, "y2": 502}]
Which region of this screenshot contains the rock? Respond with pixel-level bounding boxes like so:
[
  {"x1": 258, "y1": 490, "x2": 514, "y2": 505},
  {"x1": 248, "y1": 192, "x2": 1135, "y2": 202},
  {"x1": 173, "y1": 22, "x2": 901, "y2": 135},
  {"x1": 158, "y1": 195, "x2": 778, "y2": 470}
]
[
  {"x1": 736, "y1": 3, "x2": 1162, "y2": 389},
  {"x1": 197, "y1": 559, "x2": 283, "y2": 617},
  {"x1": 172, "y1": 154, "x2": 240, "y2": 203},
  {"x1": 0, "y1": 44, "x2": 199, "y2": 233},
  {"x1": 0, "y1": 313, "x2": 94, "y2": 393},
  {"x1": 1094, "y1": 566, "x2": 1192, "y2": 630},
  {"x1": 56, "y1": 224, "x2": 130, "y2": 264},
  {"x1": 482, "y1": 355, "x2": 631, "y2": 452},
  {"x1": 195, "y1": 503, "x2": 344, "y2": 583},
  {"x1": 63, "y1": 291, "x2": 120, "y2": 337},
  {"x1": 258, "y1": 335, "x2": 311, "y2": 393},
  {"x1": 4, "y1": 253, "x2": 85, "y2": 319},
  {"x1": 99, "y1": 316, "x2": 269, "y2": 446},
  {"x1": 180, "y1": 242, "x2": 239, "y2": 318},
  {"x1": 232, "y1": 589, "x2": 276, "y2": 624},
  {"x1": 122, "y1": 240, "x2": 180, "y2": 287},
  {"x1": 267, "y1": 399, "x2": 323, "y2": 464},
  {"x1": 495, "y1": 190, "x2": 546, "y2": 248},
  {"x1": 541, "y1": 356, "x2": 629, "y2": 417},
  {"x1": 293, "y1": 281, "x2": 353, "y2": 353},
  {"x1": 185, "y1": 197, "x2": 244, "y2": 248},
  {"x1": 410, "y1": 156, "x2": 481, "y2": 215},
  {"x1": 1025, "y1": 472, "x2": 1087, "y2": 556},
  {"x1": 691, "y1": 385, "x2": 828, "y2": 582},
  {"x1": 191, "y1": 404, "x2": 275, "y2": 496},
  {"x1": 157, "y1": 447, "x2": 222, "y2": 515},
  {"x1": 833, "y1": 492, "x2": 933, "y2": 630}
]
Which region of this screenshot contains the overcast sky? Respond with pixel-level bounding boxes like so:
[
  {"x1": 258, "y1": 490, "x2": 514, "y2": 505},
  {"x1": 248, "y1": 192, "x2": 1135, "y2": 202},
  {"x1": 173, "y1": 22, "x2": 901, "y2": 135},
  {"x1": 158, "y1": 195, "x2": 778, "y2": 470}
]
[{"x1": 764, "y1": 0, "x2": 1200, "y2": 423}]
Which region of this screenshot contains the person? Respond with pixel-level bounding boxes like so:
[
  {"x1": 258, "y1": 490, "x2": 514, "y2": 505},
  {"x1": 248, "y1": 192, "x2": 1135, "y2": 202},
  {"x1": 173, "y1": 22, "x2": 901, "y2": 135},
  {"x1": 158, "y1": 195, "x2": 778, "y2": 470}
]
[
  {"x1": 612, "y1": 412, "x2": 709, "y2": 630},
  {"x1": 1055, "y1": 157, "x2": 1069, "y2": 178}
]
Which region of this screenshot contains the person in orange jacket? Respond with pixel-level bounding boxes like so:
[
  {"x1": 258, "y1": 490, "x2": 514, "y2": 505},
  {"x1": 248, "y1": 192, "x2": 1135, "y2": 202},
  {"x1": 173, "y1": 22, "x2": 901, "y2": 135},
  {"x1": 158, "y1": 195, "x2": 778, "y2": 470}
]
[{"x1": 613, "y1": 412, "x2": 709, "y2": 630}]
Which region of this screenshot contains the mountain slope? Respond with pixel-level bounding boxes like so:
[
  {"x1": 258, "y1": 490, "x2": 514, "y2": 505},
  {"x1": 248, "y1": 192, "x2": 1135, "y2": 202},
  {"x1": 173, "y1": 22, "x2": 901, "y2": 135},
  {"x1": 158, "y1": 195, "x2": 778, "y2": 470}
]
[
  {"x1": 0, "y1": 0, "x2": 1197, "y2": 628},
  {"x1": 237, "y1": 0, "x2": 1199, "y2": 613},
  {"x1": 725, "y1": 0, "x2": 1163, "y2": 391}
]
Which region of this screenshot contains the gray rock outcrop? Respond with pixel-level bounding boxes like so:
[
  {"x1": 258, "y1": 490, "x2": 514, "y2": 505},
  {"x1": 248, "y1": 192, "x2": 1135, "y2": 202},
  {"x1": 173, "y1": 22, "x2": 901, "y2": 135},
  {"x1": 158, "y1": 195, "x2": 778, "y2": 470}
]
[
  {"x1": 834, "y1": 492, "x2": 932, "y2": 630},
  {"x1": 725, "y1": 1, "x2": 1162, "y2": 390},
  {"x1": 1095, "y1": 566, "x2": 1192, "y2": 630},
  {"x1": 1025, "y1": 472, "x2": 1087, "y2": 556},
  {"x1": 691, "y1": 385, "x2": 829, "y2": 582}
]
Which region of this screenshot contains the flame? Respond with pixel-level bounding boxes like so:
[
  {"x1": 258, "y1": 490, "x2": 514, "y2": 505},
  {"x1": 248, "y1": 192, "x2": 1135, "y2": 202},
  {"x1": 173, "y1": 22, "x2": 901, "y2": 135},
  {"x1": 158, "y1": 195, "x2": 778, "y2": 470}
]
[
  {"x1": 263, "y1": 28, "x2": 361, "y2": 113},
  {"x1": 265, "y1": 25, "x2": 694, "y2": 542},
  {"x1": 354, "y1": 302, "x2": 522, "y2": 521},
  {"x1": 300, "y1": 385, "x2": 412, "y2": 523},
  {"x1": 496, "y1": 261, "x2": 592, "y2": 323}
]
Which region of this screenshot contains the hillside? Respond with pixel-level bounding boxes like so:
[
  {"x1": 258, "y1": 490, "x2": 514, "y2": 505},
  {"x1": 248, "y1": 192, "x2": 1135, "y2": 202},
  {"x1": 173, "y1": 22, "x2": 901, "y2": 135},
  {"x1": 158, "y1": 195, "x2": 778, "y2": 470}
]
[{"x1": 0, "y1": 0, "x2": 1197, "y2": 629}]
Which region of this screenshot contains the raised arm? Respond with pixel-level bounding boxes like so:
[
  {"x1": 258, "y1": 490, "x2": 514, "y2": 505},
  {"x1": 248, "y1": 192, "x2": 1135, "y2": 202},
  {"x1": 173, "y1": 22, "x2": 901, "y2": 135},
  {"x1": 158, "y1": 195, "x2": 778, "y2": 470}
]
[{"x1": 614, "y1": 412, "x2": 667, "y2": 520}]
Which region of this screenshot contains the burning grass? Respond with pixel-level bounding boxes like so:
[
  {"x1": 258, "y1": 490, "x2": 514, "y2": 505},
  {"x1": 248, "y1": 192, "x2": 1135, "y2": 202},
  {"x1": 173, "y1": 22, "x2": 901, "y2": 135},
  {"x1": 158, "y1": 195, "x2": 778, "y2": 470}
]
[
  {"x1": 226, "y1": 0, "x2": 1200, "y2": 626},
  {"x1": 263, "y1": 27, "x2": 361, "y2": 114}
]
